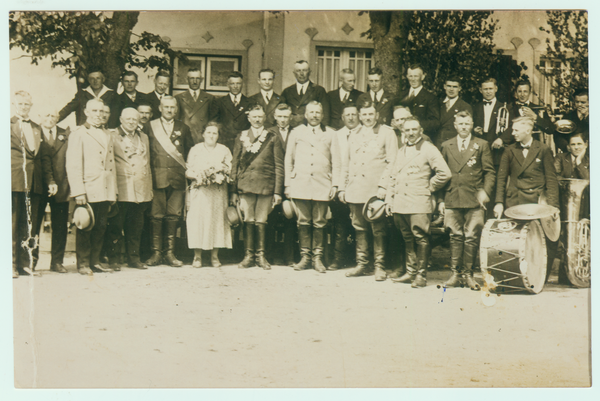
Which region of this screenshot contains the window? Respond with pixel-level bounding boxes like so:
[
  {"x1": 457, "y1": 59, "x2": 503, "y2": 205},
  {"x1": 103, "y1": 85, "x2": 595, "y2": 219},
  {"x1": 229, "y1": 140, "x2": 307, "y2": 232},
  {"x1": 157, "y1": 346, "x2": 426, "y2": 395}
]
[
  {"x1": 538, "y1": 58, "x2": 564, "y2": 114},
  {"x1": 316, "y1": 47, "x2": 373, "y2": 92},
  {"x1": 174, "y1": 54, "x2": 241, "y2": 94}
]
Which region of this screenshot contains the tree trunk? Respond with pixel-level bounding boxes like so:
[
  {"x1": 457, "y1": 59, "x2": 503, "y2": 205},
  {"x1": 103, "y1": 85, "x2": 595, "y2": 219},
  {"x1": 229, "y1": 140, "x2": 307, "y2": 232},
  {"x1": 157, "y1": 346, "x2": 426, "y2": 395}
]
[
  {"x1": 368, "y1": 11, "x2": 408, "y2": 96},
  {"x1": 104, "y1": 11, "x2": 140, "y2": 89}
]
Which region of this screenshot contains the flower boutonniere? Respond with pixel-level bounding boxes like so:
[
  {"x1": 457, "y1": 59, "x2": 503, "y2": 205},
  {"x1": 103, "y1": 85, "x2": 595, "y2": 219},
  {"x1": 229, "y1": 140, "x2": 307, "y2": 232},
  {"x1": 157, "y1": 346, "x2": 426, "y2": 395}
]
[
  {"x1": 467, "y1": 157, "x2": 477, "y2": 167},
  {"x1": 173, "y1": 131, "x2": 182, "y2": 137},
  {"x1": 239, "y1": 106, "x2": 245, "y2": 112},
  {"x1": 57, "y1": 134, "x2": 65, "y2": 141},
  {"x1": 473, "y1": 143, "x2": 480, "y2": 151},
  {"x1": 381, "y1": 98, "x2": 388, "y2": 105},
  {"x1": 174, "y1": 140, "x2": 180, "y2": 146}
]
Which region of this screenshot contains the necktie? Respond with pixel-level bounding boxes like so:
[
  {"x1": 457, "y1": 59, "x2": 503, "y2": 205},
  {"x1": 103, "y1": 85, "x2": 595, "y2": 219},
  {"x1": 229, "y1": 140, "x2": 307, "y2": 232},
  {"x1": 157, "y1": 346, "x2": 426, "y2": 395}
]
[
  {"x1": 342, "y1": 92, "x2": 349, "y2": 102},
  {"x1": 407, "y1": 89, "x2": 415, "y2": 102},
  {"x1": 265, "y1": 94, "x2": 270, "y2": 103},
  {"x1": 233, "y1": 96, "x2": 239, "y2": 107},
  {"x1": 192, "y1": 91, "x2": 198, "y2": 101},
  {"x1": 461, "y1": 139, "x2": 467, "y2": 152},
  {"x1": 48, "y1": 129, "x2": 55, "y2": 147},
  {"x1": 445, "y1": 100, "x2": 452, "y2": 112}
]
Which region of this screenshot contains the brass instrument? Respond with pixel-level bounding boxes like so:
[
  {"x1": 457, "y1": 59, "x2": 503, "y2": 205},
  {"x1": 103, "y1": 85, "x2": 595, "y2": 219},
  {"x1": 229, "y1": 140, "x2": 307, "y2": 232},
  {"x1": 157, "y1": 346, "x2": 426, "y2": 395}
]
[
  {"x1": 558, "y1": 178, "x2": 590, "y2": 287},
  {"x1": 496, "y1": 102, "x2": 510, "y2": 133}
]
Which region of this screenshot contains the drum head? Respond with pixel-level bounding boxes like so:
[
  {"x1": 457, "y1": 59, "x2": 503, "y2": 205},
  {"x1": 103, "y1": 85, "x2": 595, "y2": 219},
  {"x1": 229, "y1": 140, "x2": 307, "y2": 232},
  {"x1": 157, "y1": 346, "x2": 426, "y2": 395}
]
[
  {"x1": 540, "y1": 212, "x2": 561, "y2": 242},
  {"x1": 505, "y1": 204, "x2": 558, "y2": 220},
  {"x1": 522, "y1": 220, "x2": 547, "y2": 294}
]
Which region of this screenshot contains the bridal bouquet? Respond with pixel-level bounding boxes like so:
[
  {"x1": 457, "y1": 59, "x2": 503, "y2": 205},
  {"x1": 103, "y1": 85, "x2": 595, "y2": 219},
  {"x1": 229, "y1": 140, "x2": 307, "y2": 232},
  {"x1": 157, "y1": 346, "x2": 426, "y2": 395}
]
[{"x1": 190, "y1": 163, "x2": 230, "y2": 188}]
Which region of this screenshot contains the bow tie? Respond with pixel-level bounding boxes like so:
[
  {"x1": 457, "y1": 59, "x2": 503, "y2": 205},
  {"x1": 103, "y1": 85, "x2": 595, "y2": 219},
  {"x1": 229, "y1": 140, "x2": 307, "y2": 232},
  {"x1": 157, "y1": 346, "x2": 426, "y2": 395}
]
[
  {"x1": 406, "y1": 142, "x2": 417, "y2": 147},
  {"x1": 516, "y1": 102, "x2": 528, "y2": 106},
  {"x1": 483, "y1": 100, "x2": 493, "y2": 105},
  {"x1": 20, "y1": 118, "x2": 31, "y2": 123},
  {"x1": 520, "y1": 144, "x2": 530, "y2": 149}
]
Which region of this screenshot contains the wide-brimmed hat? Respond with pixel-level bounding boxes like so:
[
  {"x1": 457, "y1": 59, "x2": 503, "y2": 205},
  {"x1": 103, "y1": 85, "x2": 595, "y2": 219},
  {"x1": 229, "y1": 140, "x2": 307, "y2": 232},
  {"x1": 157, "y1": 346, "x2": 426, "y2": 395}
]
[
  {"x1": 226, "y1": 204, "x2": 243, "y2": 227},
  {"x1": 73, "y1": 203, "x2": 95, "y2": 231},
  {"x1": 363, "y1": 196, "x2": 386, "y2": 222},
  {"x1": 282, "y1": 200, "x2": 297, "y2": 220}
]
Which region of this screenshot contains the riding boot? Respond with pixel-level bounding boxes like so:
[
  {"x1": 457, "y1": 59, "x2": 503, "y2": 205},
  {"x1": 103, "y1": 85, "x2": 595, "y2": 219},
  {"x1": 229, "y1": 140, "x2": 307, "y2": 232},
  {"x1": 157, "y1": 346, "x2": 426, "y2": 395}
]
[
  {"x1": 346, "y1": 230, "x2": 371, "y2": 277},
  {"x1": 444, "y1": 241, "x2": 464, "y2": 287},
  {"x1": 294, "y1": 225, "x2": 313, "y2": 271},
  {"x1": 327, "y1": 224, "x2": 346, "y2": 270},
  {"x1": 164, "y1": 218, "x2": 183, "y2": 267},
  {"x1": 238, "y1": 222, "x2": 255, "y2": 269},
  {"x1": 145, "y1": 219, "x2": 163, "y2": 266},
  {"x1": 255, "y1": 223, "x2": 271, "y2": 270},
  {"x1": 392, "y1": 238, "x2": 417, "y2": 283},
  {"x1": 373, "y1": 231, "x2": 387, "y2": 281},
  {"x1": 312, "y1": 226, "x2": 326, "y2": 273},
  {"x1": 412, "y1": 242, "x2": 429, "y2": 288},
  {"x1": 462, "y1": 244, "x2": 481, "y2": 291}
]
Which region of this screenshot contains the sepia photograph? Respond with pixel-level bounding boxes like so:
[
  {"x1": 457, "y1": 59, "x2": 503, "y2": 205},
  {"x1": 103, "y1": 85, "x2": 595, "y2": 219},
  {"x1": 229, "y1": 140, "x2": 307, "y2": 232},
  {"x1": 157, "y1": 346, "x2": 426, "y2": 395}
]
[{"x1": 6, "y1": 4, "x2": 595, "y2": 396}]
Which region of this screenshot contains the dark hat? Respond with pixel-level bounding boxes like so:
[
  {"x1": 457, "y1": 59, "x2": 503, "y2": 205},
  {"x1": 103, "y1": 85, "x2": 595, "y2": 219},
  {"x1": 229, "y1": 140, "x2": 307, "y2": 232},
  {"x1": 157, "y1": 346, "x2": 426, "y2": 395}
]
[
  {"x1": 73, "y1": 203, "x2": 95, "y2": 231},
  {"x1": 226, "y1": 204, "x2": 243, "y2": 227}
]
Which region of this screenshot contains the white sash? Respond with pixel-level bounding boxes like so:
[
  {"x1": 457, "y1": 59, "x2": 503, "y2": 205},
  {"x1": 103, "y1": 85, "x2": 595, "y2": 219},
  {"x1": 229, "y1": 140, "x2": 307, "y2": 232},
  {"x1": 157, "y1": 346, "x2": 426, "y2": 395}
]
[{"x1": 151, "y1": 119, "x2": 186, "y2": 168}]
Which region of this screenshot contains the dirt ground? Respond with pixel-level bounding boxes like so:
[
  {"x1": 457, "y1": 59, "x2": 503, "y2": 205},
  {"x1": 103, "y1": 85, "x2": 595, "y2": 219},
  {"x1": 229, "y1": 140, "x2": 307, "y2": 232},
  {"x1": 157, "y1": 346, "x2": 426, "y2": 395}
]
[{"x1": 13, "y1": 250, "x2": 591, "y2": 389}]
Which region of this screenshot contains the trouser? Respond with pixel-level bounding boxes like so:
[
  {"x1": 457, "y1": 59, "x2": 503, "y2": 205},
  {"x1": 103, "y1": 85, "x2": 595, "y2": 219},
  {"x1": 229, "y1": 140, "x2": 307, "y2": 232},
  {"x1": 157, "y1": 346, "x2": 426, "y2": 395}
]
[
  {"x1": 150, "y1": 187, "x2": 185, "y2": 220},
  {"x1": 37, "y1": 195, "x2": 70, "y2": 267},
  {"x1": 12, "y1": 191, "x2": 42, "y2": 270},
  {"x1": 330, "y1": 198, "x2": 354, "y2": 263},
  {"x1": 75, "y1": 201, "x2": 110, "y2": 268},
  {"x1": 348, "y1": 203, "x2": 386, "y2": 235},
  {"x1": 267, "y1": 202, "x2": 297, "y2": 264},
  {"x1": 106, "y1": 201, "x2": 150, "y2": 264},
  {"x1": 293, "y1": 199, "x2": 329, "y2": 228},
  {"x1": 239, "y1": 193, "x2": 273, "y2": 224},
  {"x1": 394, "y1": 213, "x2": 431, "y2": 273},
  {"x1": 445, "y1": 207, "x2": 485, "y2": 250}
]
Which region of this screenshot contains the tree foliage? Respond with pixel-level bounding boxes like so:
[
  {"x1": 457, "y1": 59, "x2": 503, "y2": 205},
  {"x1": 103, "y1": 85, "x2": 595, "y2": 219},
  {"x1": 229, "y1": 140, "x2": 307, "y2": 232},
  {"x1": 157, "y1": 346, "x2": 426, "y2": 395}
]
[
  {"x1": 9, "y1": 11, "x2": 184, "y2": 90},
  {"x1": 537, "y1": 11, "x2": 588, "y2": 114},
  {"x1": 364, "y1": 11, "x2": 520, "y2": 103}
]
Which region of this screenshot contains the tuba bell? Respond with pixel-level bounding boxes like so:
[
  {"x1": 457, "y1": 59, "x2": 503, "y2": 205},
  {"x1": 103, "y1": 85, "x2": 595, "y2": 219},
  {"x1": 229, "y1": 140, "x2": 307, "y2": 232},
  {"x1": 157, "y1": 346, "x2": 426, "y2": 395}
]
[{"x1": 558, "y1": 178, "x2": 591, "y2": 287}]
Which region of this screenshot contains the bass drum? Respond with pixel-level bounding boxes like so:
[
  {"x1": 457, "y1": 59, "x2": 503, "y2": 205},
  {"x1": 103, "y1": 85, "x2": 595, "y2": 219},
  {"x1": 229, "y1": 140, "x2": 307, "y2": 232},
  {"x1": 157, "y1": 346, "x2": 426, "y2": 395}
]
[{"x1": 480, "y1": 219, "x2": 547, "y2": 294}]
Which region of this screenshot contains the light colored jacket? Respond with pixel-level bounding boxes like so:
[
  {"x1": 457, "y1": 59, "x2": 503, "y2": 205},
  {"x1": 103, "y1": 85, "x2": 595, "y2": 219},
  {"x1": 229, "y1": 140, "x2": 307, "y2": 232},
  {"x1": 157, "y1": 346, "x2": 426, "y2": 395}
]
[
  {"x1": 386, "y1": 138, "x2": 451, "y2": 214},
  {"x1": 66, "y1": 123, "x2": 117, "y2": 203},
  {"x1": 111, "y1": 126, "x2": 153, "y2": 203},
  {"x1": 340, "y1": 124, "x2": 398, "y2": 204},
  {"x1": 285, "y1": 124, "x2": 340, "y2": 201}
]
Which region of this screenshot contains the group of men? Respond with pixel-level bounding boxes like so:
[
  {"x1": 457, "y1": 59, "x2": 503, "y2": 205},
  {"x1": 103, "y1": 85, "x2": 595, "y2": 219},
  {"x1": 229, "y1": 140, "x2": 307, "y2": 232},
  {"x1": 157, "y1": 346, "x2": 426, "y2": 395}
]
[{"x1": 11, "y1": 60, "x2": 589, "y2": 290}]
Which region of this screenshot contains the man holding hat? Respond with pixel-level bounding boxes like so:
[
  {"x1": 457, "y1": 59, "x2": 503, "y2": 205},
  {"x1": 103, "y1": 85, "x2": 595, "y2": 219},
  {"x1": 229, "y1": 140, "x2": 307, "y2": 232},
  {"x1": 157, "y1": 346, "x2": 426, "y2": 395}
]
[
  {"x1": 439, "y1": 111, "x2": 495, "y2": 290},
  {"x1": 66, "y1": 98, "x2": 118, "y2": 275},
  {"x1": 386, "y1": 116, "x2": 451, "y2": 287},
  {"x1": 285, "y1": 101, "x2": 340, "y2": 273},
  {"x1": 339, "y1": 100, "x2": 397, "y2": 281}
]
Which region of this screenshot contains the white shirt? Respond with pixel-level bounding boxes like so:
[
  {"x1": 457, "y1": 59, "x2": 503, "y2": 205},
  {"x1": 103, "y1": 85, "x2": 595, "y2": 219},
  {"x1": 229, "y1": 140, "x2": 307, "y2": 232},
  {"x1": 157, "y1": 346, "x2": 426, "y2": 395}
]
[
  {"x1": 371, "y1": 89, "x2": 384, "y2": 102},
  {"x1": 154, "y1": 91, "x2": 165, "y2": 100},
  {"x1": 126, "y1": 92, "x2": 137, "y2": 102},
  {"x1": 188, "y1": 89, "x2": 199, "y2": 100},
  {"x1": 278, "y1": 126, "x2": 289, "y2": 143},
  {"x1": 339, "y1": 88, "x2": 350, "y2": 102},
  {"x1": 409, "y1": 86, "x2": 423, "y2": 99},
  {"x1": 84, "y1": 85, "x2": 111, "y2": 99},
  {"x1": 521, "y1": 137, "x2": 533, "y2": 158},
  {"x1": 261, "y1": 90, "x2": 274, "y2": 105},
  {"x1": 296, "y1": 81, "x2": 309, "y2": 96},
  {"x1": 443, "y1": 96, "x2": 458, "y2": 110},
  {"x1": 161, "y1": 117, "x2": 175, "y2": 134},
  {"x1": 483, "y1": 98, "x2": 497, "y2": 133},
  {"x1": 230, "y1": 93, "x2": 241, "y2": 105},
  {"x1": 19, "y1": 117, "x2": 36, "y2": 151},
  {"x1": 42, "y1": 126, "x2": 56, "y2": 143},
  {"x1": 458, "y1": 134, "x2": 471, "y2": 151}
]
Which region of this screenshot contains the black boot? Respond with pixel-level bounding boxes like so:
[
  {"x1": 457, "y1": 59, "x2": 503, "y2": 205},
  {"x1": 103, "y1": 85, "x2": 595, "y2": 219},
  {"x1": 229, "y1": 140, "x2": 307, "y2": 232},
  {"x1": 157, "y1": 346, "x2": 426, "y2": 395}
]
[
  {"x1": 239, "y1": 223, "x2": 255, "y2": 268},
  {"x1": 312, "y1": 227, "x2": 326, "y2": 273},
  {"x1": 327, "y1": 223, "x2": 346, "y2": 270},
  {"x1": 145, "y1": 219, "x2": 163, "y2": 266},
  {"x1": 373, "y1": 231, "x2": 387, "y2": 281},
  {"x1": 164, "y1": 219, "x2": 183, "y2": 267},
  {"x1": 445, "y1": 241, "x2": 463, "y2": 287},
  {"x1": 392, "y1": 239, "x2": 417, "y2": 283},
  {"x1": 294, "y1": 225, "x2": 312, "y2": 271},
  {"x1": 346, "y1": 230, "x2": 371, "y2": 277},
  {"x1": 462, "y1": 244, "x2": 481, "y2": 291},
  {"x1": 255, "y1": 223, "x2": 271, "y2": 270},
  {"x1": 412, "y1": 242, "x2": 429, "y2": 288}
]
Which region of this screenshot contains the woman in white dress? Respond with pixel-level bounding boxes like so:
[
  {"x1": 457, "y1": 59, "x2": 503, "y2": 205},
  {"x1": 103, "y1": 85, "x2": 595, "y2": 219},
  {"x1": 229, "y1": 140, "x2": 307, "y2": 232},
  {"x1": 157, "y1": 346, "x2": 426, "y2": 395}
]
[{"x1": 186, "y1": 122, "x2": 233, "y2": 267}]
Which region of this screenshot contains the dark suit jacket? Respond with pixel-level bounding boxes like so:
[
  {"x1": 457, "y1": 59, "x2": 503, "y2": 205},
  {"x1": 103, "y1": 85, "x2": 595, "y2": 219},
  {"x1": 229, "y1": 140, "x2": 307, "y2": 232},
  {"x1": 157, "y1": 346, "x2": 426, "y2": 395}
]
[
  {"x1": 175, "y1": 90, "x2": 215, "y2": 144},
  {"x1": 280, "y1": 81, "x2": 330, "y2": 128},
  {"x1": 356, "y1": 91, "x2": 395, "y2": 126},
  {"x1": 440, "y1": 135, "x2": 495, "y2": 209},
  {"x1": 11, "y1": 116, "x2": 44, "y2": 195},
  {"x1": 495, "y1": 140, "x2": 559, "y2": 208},
  {"x1": 39, "y1": 126, "x2": 70, "y2": 203},
  {"x1": 554, "y1": 151, "x2": 589, "y2": 180},
  {"x1": 147, "y1": 119, "x2": 194, "y2": 190},
  {"x1": 209, "y1": 94, "x2": 252, "y2": 150},
  {"x1": 327, "y1": 88, "x2": 363, "y2": 130},
  {"x1": 267, "y1": 126, "x2": 292, "y2": 153},
  {"x1": 249, "y1": 92, "x2": 282, "y2": 129},
  {"x1": 437, "y1": 98, "x2": 473, "y2": 147},
  {"x1": 109, "y1": 91, "x2": 149, "y2": 128},
  {"x1": 472, "y1": 99, "x2": 515, "y2": 167},
  {"x1": 395, "y1": 87, "x2": 440, "y2": 142},
  {"x1": 58, "y1": 87, "x2": 117, "y2": 128},
  {"x1": 146, "y1": 91, "x2": 165, "y2": 121},
  {"x1": 231, "y1": 129, "x2": 285, "y2": 196}
]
